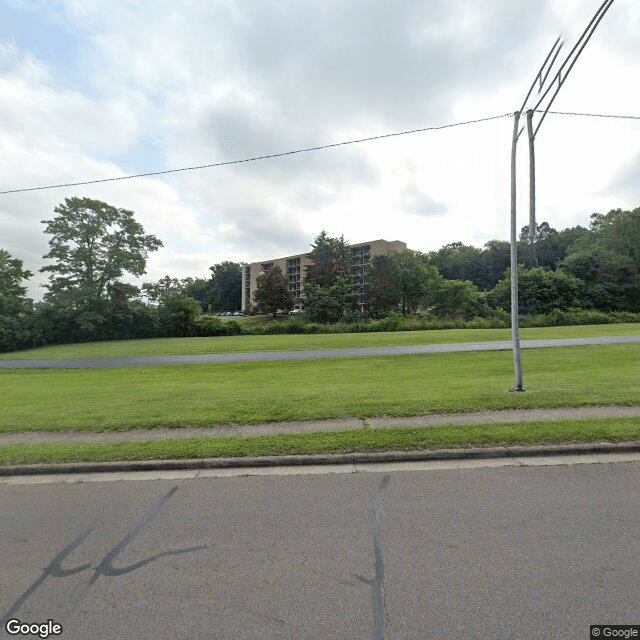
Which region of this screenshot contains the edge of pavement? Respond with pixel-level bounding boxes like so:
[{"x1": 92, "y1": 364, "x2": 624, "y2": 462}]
[{"x1": 2, "y1": 440, "x2": 640, "y2": 476}]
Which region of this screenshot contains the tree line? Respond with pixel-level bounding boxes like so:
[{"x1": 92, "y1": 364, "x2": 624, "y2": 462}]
[
  {"x1": 1, "y1": 197, "x2": 639, "y2": 352},
  {"x1": 253, "y1": 209, "x2": 640, "y2": 322},
  {"x1": 0, "y1": 197, "x2": 244, "y2": 351}
]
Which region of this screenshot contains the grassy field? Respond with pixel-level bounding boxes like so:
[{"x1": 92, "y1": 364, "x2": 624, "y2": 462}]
[
  {"x1": 1, "y1": 417, "x2": 638, "y2": 466},
  {"x1": 1, "y1": 343, "x2": 638, "y2": 433},
  {"x1": 1, "y1": 322, "x2": 638, "y2": 360}
]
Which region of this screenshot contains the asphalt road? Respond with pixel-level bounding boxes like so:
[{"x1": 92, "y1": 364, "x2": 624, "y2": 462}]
[
  {"x1": 0, "y1": 334, "x2": 638, "y2": 369},
  {"x1": 1, "y1": 458, "x2": 638, "y2": 639}
]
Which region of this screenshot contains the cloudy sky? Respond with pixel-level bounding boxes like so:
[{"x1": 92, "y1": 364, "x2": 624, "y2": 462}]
[{"x1": 1, "y1": 0, "x2": 639, "y2": 300}]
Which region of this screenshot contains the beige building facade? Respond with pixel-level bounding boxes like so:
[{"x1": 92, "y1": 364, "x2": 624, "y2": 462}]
[{"x1": 242, "y1": 239, "x2": 407, "y2": 312}]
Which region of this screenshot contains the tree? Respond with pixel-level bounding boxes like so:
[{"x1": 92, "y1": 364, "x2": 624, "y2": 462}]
[
  {"x1": 426, "y1": 242, "x2": 486, "y2": 286},
  {"x1": 0, "y1": 249, "x2": 35, "y2": 352},
  {"x1": 305, "y1": 231, "x2": 349, "y2": 287},
  {"x1": 182, "y1": 277, "x2": 212, "y2": 313},
  {"x1": 142, "y1": 275, "x2": 183, "y2": 304},
  {"x1": 588, "y1": 208, "x2": 640, "y2": 272},
  {"x1": 428, "y1": 279, "x2": 489, "y2": 319},
  {"x1": 559, "y1": 249, "x2": 636, "y2": 311},
  {"x1": 303, "y1": 277, "x2": 358, "y2": 323},
  {"x1": 253, "y1": 265, "x2": 294, "y2": 318},
  {"x1": 41, "y1": 197, "x2": 163, "y2": 310},
  {"x1": 480, "y1": 240, "x2": 511, "y2": 290},
  {"x1": 302, "y1": 231, "x2": 357, "y2": 320},
  {"x1": 0, "y1": 249, "x2": 32, "y2": 316},
  {"x1": 487, "y1": 266, "x2": 583, "y2": 314},
  {"x1": 367, "y1": 251, "x2": 439, "y2": 314},
  {"x1": 209, "y1": 261, "x2": 242, "y2": 311},
  {"x1": 519, "y1": 221, "x2": 558, "y2": 268},
  {"x1": 157, "y1": 292, "x2": 202, "y2": 337},
  {"x1": 365, "y1": 254, "x2": 402, "y2": 311},
  {"x1": 555, "y1": 208, "x2": 640, "y2": 312}
]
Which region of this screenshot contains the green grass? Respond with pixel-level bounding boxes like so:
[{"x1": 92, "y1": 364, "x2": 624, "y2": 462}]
[
  {"x1": 1, "y1": 417, "x2": 638, "y2": 466},
  {"x1": 1, "y1": 323, "x2": 638, "y2": 360},
  {"x1": 2, "y1": 344, "x2": 639, "y2": 433}
]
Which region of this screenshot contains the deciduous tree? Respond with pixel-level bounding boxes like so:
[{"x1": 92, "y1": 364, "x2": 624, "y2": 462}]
[
  {"x1": 253, "y1": 265, "x2": 293, "y2": 318},
  {"x1": 367, "y1": 251, "x2": 439, "y2": 314},
  {"x1": 488, "y1": 266, "x2": 583, "y2": 314},
  {"x1": 209, "y1": 261, "x2": 242, "y2": 311},
  {"x1": 0, "y1": 249, "x2": 32, "y2": 315},
  {"x1": 0, "y1": 249, "x2": 35, "y2": 352},
  {"x1": 303, "y1": 277, "x2": 357, "y2": 323},
  {"x1": 41, "y1": 197, "x2": 163, "y2": 310}
]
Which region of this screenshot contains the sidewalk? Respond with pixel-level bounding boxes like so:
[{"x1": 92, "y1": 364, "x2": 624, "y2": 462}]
[
  {"x1": 2, "y1": 334, "x2": 639, "y2": 369},
  {"x1": 2, "y1": 404, "x2": 639, "y2": 446}
]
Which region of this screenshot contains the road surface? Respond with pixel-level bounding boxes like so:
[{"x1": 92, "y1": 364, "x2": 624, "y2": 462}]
[{"x1": 1, "y1": 456, "x2": 638, "y2": 639}]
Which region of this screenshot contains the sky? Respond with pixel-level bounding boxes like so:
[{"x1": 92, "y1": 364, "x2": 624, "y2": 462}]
[{"x1": 1, "y1": 0, "x2": 639, "y2": 301}]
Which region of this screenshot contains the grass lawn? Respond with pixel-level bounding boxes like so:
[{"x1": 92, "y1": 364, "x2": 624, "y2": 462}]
[
  {"x1": 1, "y1": 323, "x2": 638, "y2": 360},
  {"x1": 1, "y1": 344, "x2": 638, "y2": 433},
  {"x1": 1, "y1": 417, "x2": 638, "y2": 466}
]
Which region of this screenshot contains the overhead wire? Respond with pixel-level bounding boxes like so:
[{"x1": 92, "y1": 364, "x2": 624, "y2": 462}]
[
  {"x1": 0, "y1": 109, "x2": 638, "y2": 196},
  {"x1": 539, "y1": 109, "x2": 640, "y2": 119},
  {"x1": 0, "y1": 112, "x2": 512, "y2": 195}
]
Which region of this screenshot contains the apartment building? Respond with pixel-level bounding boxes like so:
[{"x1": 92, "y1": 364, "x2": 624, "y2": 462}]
[{"x1": 241, "y1": 239, "x2": 407, "y2": 312}]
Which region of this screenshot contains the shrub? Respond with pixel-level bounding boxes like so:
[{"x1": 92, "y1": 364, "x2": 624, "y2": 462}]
[
  {"x1": 194, "y1": 315, "x2": 227, "y2": 336},
  {"x1": 224, "y1": 320, "x2": 243, "y2": 335}
]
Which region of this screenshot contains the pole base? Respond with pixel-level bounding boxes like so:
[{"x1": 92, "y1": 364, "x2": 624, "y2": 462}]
[{"x1": 509, "y1": 385, "x2": 525, "y2": 393}]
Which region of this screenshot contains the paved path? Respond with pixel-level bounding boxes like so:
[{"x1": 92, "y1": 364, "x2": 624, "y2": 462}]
[
  {"x1": 1, "y1": 335, "x2": 638, "y2": 369},
  {"x1": 2, "y1": 404, "x2": 638, "y2": 446}
]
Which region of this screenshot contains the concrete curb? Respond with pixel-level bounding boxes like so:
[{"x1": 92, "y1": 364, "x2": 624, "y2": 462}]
[{"x1": 2, "y1": 440, "x2": 640, "y2": 476}]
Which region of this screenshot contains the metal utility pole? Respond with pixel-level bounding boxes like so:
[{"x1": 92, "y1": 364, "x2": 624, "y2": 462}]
[
  {"x1": 526, "y1": 109, "x2": 536, "y2": 245},
  {"x1": 508, "y1": 0, "x2": 615, "y2": 392},
  {"x1": 508, "y1": 37, "x2": 562, "y2": 392},
  {"x1": 510, "y1": 110, "x2": 523, "y2": 391}
]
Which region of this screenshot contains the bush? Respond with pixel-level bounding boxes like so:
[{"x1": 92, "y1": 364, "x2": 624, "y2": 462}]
[
  {"x1": 194, "y1": 316, "x2": 227, "y2": 336},
  {"x1": 224, "y1": 320, "x2": 243, "y2": 335},
  {"x1": 374, "y1": 313, "x2": 406, "y2": 332}
]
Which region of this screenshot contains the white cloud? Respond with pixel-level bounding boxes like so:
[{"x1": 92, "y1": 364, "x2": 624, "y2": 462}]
[{"x1": 0, "y1": 0, "x2": 639, "y2": 304}]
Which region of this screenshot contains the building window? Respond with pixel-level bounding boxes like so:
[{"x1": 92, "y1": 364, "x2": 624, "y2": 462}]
[{"x1": 286, "y1": 258, "x2": 301, "y2": 300}]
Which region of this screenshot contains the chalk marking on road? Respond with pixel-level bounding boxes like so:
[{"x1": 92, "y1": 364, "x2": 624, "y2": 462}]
[
  {"x1": 353, "y1": 474, "x2": 391, "y2": 640},
  {"x1": 1, "y1": 527, "x2": 94, "y2": 628},
  {"x1": 1, "y1": 485, "x2": 211, "y2": 627},
  {"x1": 89, "y1": 485, "x2": 209, "y2": 585}
]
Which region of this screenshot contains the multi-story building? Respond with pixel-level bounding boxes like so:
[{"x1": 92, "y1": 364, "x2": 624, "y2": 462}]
[{"x1": 241, "y1": 239, "x2": 407, "y2": 313}]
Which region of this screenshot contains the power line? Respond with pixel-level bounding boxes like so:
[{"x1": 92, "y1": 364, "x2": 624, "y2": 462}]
[
  {"x1": 540, "y1": 109, "x2": 640, "y2": 120},
  {"x1": 1, "y1": 108, "x2": 638, "y2": 196},
  {"x1": 0, "y1": 113, "x2": 511, "y2": 195}
]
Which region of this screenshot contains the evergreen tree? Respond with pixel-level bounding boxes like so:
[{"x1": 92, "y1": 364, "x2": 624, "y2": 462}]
[{"x1": 305, "y1": 231, "x2": 349, "y2": 287}]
